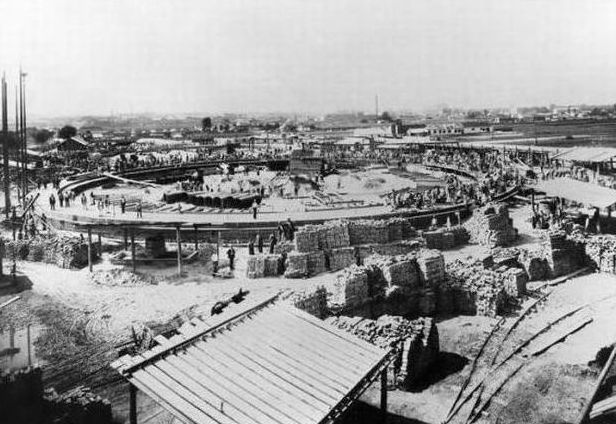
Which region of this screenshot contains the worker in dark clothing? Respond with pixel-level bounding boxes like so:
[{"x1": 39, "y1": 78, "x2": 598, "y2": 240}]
[
  {"x1": 120, "y1": 196, "x2": 127, "y2": 214},
  {"x1": 248, "y1": 239, "x2": 255, "y2": 255},
  {"x1": 286, "y1": 218, "x2": 295, "y2": 241},
  {"x1": 269, "y1": 233, "x2": 277, "y2": 254},
  {"x1": 227, "y1": 247, "x2": 236, "y2": 270},
  {"x1": 256, "y1": 234, "x2": 263, "y2": 253}
]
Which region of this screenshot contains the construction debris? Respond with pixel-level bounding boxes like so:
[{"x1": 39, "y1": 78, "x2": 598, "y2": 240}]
[
  {"x1": 325, "y1": 315, "x2": 439, "y2": 389},
  {"x1": 89, "y1": 269, "x2": 159, "y2": 287}
]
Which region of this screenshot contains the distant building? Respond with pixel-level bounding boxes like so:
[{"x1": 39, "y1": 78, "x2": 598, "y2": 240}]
[
  {"x1": 57, "y1": 136, "x2": 89, "y2": 152},
  {"x1": 461, "y1": 122, "x2": 493, "y2": 134}
]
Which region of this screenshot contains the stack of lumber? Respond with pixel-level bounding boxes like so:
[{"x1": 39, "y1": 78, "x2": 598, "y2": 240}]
[
  {"x1": 328, "y1": 265, "x2": 370, "y2": 309},
  {"x1": 44, "y1": 386, "x2": 112, "y2": 424},
  {"x1": 288, "y1": 286, "x2": 328, "y2": 319},
  {"x1": 416, "y1": 249, "x2": 446, "y2": 287},
  {"x1": 325, "y1": 315, "x2": 439, "y2": 389},
  {"x1": 464, "y1": 202, "x2": 517, "y2": 247},
  {"x1": 363, "y1": 254, "x2": 420, "y2": 289},
  {"x1": 326, "y1": 246, "x2": 357, "y2": 271}
]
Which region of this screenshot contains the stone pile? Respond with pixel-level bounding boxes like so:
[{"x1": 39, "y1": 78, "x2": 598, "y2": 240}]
[
  {"x1": 44, "y1": 386, "x2": 112, "y2": 424},
  {"x1": 247, "y1": 254, "x2": 285, "y2": 278},
  {"x1": 273, "y1": 241, "x2": 295, "y2": 255},
  {"x1": 90, "y1": 269, "x2": 159, "y2": 286},
  {"x1": 464, "y1": 202, "x2": 517, "y2": 247},
  {"x1": 416, "y1": 249, "x2": 446, "y2": 287},
  {"x1": 348, "y1": 220, "x2": 390, "y2": 245},
  {"x1": 541, "y1": 230, "x2": 585, "y2": 277},
  {"x1": 326, "y1": 246, "x2": 357, "y2": 271},
  {"x1": 3, "y1": 235, "x2": 96, "y2": 269},
  {"x1": 356, "y1": 240, "x2": 421, "y2": 264},
  {"x1": 288, "y1": 286, "x2": 328, "y2": 319},
  {"x1": 294, "y1": 221, "x2": 350, "y2": 252},
  {"x1": 423, "y1": 226, "x2": 470, "y2": 250},
  {"x1": 443, "y1": 259, "x2": 512, "y2": 317},
  {"x1": 364, "y1": 254, "x2": 420, "y2": 290},
  {"x1": 329, "y1": 265, "x2": 370, "y2": 309},
  {"x1": 582, "y1": 234, "x2": 616, "y2": 272},
  {"x1": 325, "y1": 315, "x2": 439, "y2": 389}
]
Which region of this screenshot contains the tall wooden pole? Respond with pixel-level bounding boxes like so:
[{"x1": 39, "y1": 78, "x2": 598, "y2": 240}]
[
  {"x1": 18, "y1": 70, "x2": 23, "y2": 204},
  {"x1": 129, "y1": 384, "x2": 138, "y2": 424},
  {"x1": 1, "y1": 73, "x2": 9, "y2": 219},
  {"x1": 131, "y1": 230, "x2": 136, "y2": 273},
  {"x1": 176, "y1": 226, "x2": 182, "y2": 276},
  {"x1": 20, "y1": 70, "x2": 27, "y2": 202},
  {"x1": 380, "y1": 366, "x2": 388, "y2": 424},
  {"x1": 87, "y1": 227, "x2": 93, "y2": 273}
]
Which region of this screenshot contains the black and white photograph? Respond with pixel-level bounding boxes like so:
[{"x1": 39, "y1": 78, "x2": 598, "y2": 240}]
[{"x1": 1, "y1": 1, "x2": 616, "y2": 423}]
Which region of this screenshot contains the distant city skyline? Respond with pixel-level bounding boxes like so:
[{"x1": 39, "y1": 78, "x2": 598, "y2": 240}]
[{"x1": 1, "y1": 0, "x2": 616, "y2": 119}]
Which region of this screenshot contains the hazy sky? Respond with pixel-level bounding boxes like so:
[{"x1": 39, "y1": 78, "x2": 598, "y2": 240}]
[{"x1": 1, "y1": 0, "x2": 616, "y2": 118}]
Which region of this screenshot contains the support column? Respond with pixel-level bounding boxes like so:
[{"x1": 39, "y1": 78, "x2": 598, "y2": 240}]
[
  {"x1": 98, "y1": 232, "x2": 102, "y2": 252},
  {"x1": 380, "y1": 366, "x2": 388, "y2": 424},
  {"x1": 194, "y1": 225, "x2": 198, "y2": 250},
  {"x1": 176, "y1": 226, "x2": 182, "y2": 276},
  {"x1": 129, "y1": 384, "x2": 138, "y2": 424},
  {"x1": 131, "y1": 230, "x2": 136, "y2": 273},
  {"x1": 124, "y1": 228, "x2": 128, "y2": 250},
  {"x1": 87, "y1": 227, "x2": 93, "y2": 273},
  {"x1": 217, "y1": 230, "x2": 221, "y2": 262}
]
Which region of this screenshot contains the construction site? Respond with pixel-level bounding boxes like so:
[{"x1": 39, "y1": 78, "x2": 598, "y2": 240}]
[{"x1": 3, "y1": 2, "x2": 616, "y2": 423}]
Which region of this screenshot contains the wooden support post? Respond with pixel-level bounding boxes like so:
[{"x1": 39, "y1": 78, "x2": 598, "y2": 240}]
[
  {"x1": 87, "y1": 227, "x2": 93, "y2": 273},
  {"x1": 129, "y1": 384, "x2": 138, "y2": 424},
  {"x1": 217, "y1": 230, "x2": 221, "y2": 262},
  {"x1": 576, "y1": 344, "x2": 616, "y2": 424},
  {"x1": 124, "y1": 229, "x2": 128, "y2": 250},
  {"x1": 194, "y1": 226, "x2": 198, "y2": 250},
  {"x1": 131, "y1": 230, "x2": 136, "y2": 273},
  {"x1": 380, "y1": 366, "x2": 388, "y2": 424},
  {"x1": 176, "y1": 226, "x2": 182, "y2": 276},
  {"x1": 98, "y1": 232, "x2": 102, "y2": 252}
]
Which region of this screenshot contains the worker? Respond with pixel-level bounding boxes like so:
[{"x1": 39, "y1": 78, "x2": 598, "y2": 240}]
[
  {"x1": 252, "y1": 200, "x2": 258, "y2": 219},
  {"x1": 248, "y1": 239, "x2": 255, "y2": 255},
  {"x1": 269, "y1": 232, "x2": 277, "y2": 254},
  {"x1": 211, "y1": 252, "x2": 218, "y2": 275},
  {"x1": 120, "y1": 196, "x2": 126, "y2": 214},
  {"x1": 286, "y1": 218, "x2": 296, "y2": 241},
  {"x1": 136, "y1": 200, "x2": 143, "y2": 218},
  {"x1": 256, "y1": 234, "x2": 263, "y2": 254},
  {"x1": 227, "y1": 246, "x2": 236, "y2": 270}
]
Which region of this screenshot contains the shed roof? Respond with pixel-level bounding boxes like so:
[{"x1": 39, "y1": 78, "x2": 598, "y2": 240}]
[
  {"x1": 534, "y1": 177, "x2": 616, "y2": 208},
  {"x1": 551, "y1": 147, "x2": 616, "y2": 163},
  {"x1": 112, "y1": 296, "x2": 391, "y2": 424}
]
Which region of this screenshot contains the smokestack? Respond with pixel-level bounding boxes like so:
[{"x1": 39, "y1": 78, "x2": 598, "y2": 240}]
[{"x1": 1, "y1": 73, "x2": 9, "y2": 218}]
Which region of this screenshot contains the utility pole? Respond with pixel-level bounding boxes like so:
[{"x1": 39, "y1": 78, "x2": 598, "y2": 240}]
[
  {"x1": 19, "y1": 69, "x2": 27, "y2": 204},
  {"x1": 1, "y1": 73, "x2": 9, "y2": 219}
]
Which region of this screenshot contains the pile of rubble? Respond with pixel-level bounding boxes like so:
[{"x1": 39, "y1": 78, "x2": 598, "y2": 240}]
[
  {"x1": 89, "y1": 269, "x2": 159, "y2": 287},
  {"x1": 582, "y1": 234, "x2": 616, "y2": 273},
  {"x1": 541, "y1": 230, "x2": 585, "y2": 277},
  {"x1": 44, "y1": 386, "x2": 112, "y2": 424},
  {"x1": 464, "y1": 203, "x2": 517, "y2": 247},
  {"x1": 325, "y1": 315, "x2": 439, "y2": 389},
  {"x1": 287, "y1": 286, "x2": 328, "y2": 319},
  {"x1": 2, "y1": 235, "x2": 97, "y2": 269}
]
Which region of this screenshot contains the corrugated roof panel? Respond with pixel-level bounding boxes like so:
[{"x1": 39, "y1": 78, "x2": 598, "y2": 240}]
[{"x1": 112, "y1": 298, "x2": 390, "y2": 424}]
